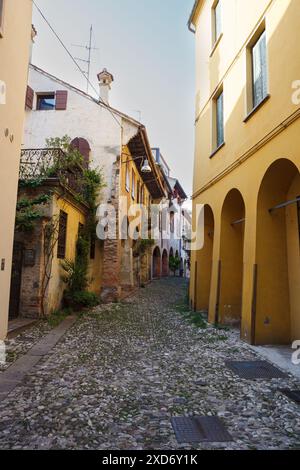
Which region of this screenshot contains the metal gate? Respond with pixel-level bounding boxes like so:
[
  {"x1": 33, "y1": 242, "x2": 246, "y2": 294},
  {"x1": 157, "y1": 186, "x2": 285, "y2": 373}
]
[{"x1": 9, "y1": 242, "x2": 24, "y2": 320}]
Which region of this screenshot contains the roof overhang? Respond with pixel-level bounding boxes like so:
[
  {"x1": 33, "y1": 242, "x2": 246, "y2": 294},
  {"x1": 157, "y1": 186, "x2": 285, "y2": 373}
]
[
  {"x1": 187, "y1": 0, "x2": 203, "y2": 32},
  {"x1": 174, "y1": 180, "x2": 188, "y2": 200},
  {"x1": 127, "y1": 127, "x2": 165, "y2": 200}
]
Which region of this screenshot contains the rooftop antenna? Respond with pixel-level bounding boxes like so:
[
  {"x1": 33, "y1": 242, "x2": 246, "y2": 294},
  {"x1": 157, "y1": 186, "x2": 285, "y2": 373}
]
[{"x1": 72, "y1": 25, "x2": 99, "y2": 94}]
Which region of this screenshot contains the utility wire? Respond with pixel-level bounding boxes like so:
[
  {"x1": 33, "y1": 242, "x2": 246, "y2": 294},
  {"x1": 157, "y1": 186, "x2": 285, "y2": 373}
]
[{"x1": 32, "y1": 0, "x2": 123, "y2": 129}]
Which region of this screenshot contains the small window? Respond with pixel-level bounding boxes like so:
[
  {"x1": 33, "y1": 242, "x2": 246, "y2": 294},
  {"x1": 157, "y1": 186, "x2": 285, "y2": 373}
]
[
  {"x1": 140, "y1": 185, "x2": 144, "y2": 206},
  {"x1": 216, "y1": 91, "x2": 224, "y2": 147},
  {"x1": 57, "y1": 211, "x2": 68, "y2": 259},
  {"x1": 131, "y1": 170, "x2": 136, "y2": 200},
  {"x1": 213, "y1": 0, "x2": 222, "y2": 45},
  {"x1": 37, "y1": 93, "x2": 56, "y2": 111},
  {"x1": 0, "y1": 0, "x2": 4, "y2": 37},
  {"x1": 170, "y1": 212, "x2": 175, "y2": 234},
  {"x1": 125, "y1": 162, "x2": 130, "y2": 192},
  {"x1": 212, "y1": 88, "x2": 224, "y2": 152},
  {"x1": 137, "y1": 181, "x2": 140, "y2": 204},
  {"x1": 251, "y1": 30, "x2": 268, "y2": 109}
]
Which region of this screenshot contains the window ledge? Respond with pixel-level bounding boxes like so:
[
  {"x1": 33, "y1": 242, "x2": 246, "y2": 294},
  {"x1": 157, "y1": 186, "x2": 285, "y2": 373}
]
[
  {"x1": 244, "y1": 94, "x2": 270, "y2": 123},
  {"x1": 210, "y1": 33, "x2": 223, "y2": 57},
  {"x1": 210, "y1": 141, "x2": 225, "y2": 159}
]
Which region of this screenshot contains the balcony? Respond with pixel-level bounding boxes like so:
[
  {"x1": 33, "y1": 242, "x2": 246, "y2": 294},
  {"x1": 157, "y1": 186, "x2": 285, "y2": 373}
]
[{"x1": 19, "y1": 148, "x2": 84, "y2": 195}]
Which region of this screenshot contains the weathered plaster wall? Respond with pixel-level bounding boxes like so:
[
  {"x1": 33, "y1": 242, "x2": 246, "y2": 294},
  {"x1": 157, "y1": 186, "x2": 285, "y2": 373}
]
[{"x1": 0, "y1": 0, "x2": 33, "y2": 339}]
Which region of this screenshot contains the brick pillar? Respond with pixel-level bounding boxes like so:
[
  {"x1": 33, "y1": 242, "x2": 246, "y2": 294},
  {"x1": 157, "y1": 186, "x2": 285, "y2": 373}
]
[
  {"x1": 100, "y1": 159, "x2": 121, "y2": 303},
  {"x1": 101, "y1": 238, "x2": 121, "y2": 303}
]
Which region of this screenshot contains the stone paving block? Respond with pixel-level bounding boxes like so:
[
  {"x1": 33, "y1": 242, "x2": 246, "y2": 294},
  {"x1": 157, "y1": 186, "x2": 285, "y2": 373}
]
[
  {"x1": 0, "y1": 316, "x2": 76, "y2": 399},
  {"x1": 0, "y1": 380, "x2": 20, "y2": 396},
  {"x1": 0, "y1": 280, "x2": 299, "y2": 450}
]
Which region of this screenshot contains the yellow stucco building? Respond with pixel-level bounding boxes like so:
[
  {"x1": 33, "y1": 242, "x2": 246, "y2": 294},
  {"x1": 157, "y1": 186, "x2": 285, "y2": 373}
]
[
  {"x1": 0, "y1": 0, "x2": 33, "y2": 339},
  {"x1": 118, "y1": 128, "x2": 165, "y2": 293},
  {"x1": 189, "y1": 0, "x2": 300, "y2": 345},
  {"x1": 12, "y1": 147, "x2": 104, "y2": 320}
]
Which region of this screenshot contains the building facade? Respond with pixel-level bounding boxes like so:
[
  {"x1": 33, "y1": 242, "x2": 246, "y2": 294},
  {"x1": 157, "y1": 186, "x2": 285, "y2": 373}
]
[
  {"x1": 10, "y1": 146, "x2": 104, "y2": 320},
  {"x1": 189, "y1": 0, "x2": 300, "y2": 345},
  {"x1": 22, "y1": 65, "x2": 165, "y2": 308},
  {"x1": 151, "y1": 149, "x2": 188, "y2": 279},
  {"x1": 0, "y1": 0, "x2": 33, "y2": 339}
]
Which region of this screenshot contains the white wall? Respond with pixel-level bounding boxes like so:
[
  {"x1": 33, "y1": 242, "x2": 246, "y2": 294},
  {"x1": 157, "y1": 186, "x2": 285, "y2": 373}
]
[{"x1": 23, "y1": 66, "x2": 138, "y2": 203}]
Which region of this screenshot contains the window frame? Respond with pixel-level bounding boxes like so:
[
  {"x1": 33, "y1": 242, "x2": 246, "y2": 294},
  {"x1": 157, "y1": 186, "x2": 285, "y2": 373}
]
[
  {"x1": 0, "y1": 0, "x2": 5, "y2": 38},
  {"x1": 251, "y1": 30, "x2": 268, "y2": 109},
  {"x1": 245, "y1": 21, "x2": 270, "y2": 120},
  {"x1": 140, "y1": 184, "x2": 144, "y2": 207},
  {"x1": 137, "y1": 180, "x2": 140, "y2": 204},
  {"x1": 211, "y1": 85, "x2": 225, "y2": 156},
  {"x1": 57, "y1": 211, "x2": 68, "y2": 260},
  {"x1": 170, "y1": 211, "x2": 175, "y2": 234},
  {"x1": 36, "y1": 93, "x2": 56, "y2": 111},
  {"x1": 211, "y1": 0, "x2": 222, "y2": 50},
  {"x1": 125, "y1": 162, "x2": 130, "y2": 192},
  {"x1": 131, "y1": 169, "x2": 136, "y2": 200}
]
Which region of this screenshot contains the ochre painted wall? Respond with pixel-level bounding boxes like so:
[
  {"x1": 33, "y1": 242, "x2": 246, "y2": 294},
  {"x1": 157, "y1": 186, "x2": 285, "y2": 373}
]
[
  {"x1": 46, "y1": 194, "x2": 87, "y2": 315},
  {"x1": 190, "y1": 0, "x2": 300, "y2": 345},
  {"x1": 120, "y1": 145, "x2": 152, "y2": 287},
  {"x1": 0, "y1": 0, "x2": 33, "y2": 339}
]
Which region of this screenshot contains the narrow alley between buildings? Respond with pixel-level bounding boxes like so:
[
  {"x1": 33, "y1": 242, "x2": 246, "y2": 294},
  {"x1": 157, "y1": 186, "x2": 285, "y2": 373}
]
[{"x1": 0, "y1": 278, "x2": 299, "y2": 450}]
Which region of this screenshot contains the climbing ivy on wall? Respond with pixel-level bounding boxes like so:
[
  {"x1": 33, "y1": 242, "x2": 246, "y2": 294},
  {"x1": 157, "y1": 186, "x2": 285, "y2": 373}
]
[{"x1": 16, "y1": 135, "x2": 106, "y2": 316}]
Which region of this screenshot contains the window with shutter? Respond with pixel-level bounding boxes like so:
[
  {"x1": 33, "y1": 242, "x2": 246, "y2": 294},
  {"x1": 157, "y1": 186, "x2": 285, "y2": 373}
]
[
  {"x1": 25, "y1": 86, "x2": 34, "y2": 110},
  {"x1": 131, "y1": 170, "x2": 136, "y2": 200},
  {"x1": 57, "y1": 211, "x2": 68, "y2": 259},
  {"x1": 71, "y1": 137, "x2": 90, "y2": 167},
  {"x1": 252, "y1": 31, "x2": 268, "y2": 109},
  {"x1": 55, "y1": 90, "x2": 68, "y2": 110},
  {"x1": 37, "y1": 93, "x2": 55, "y2": 111}
]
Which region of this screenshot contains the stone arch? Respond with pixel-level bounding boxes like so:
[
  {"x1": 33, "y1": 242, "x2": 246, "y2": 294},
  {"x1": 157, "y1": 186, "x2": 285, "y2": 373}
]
[
  {"x1": 152, "y1": 246, "x2": 161, "y2": 279},
  {"x1": 255, "y1": 158, "x2": 300, "y2": 344},
  {"x1": 218, "y1": 189, "x2": 246, "y2": 328},
  {"x1": 162, "y1": 249, "x2": 169, "y2": 277},
  {"x1": 194, "y1": 204, "x2": 215, "y2": 314}
]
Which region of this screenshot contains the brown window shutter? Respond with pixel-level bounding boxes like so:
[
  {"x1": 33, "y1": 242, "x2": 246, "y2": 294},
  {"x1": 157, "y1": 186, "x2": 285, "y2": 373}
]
[
  {"x1": 55, "y1": 90, "x2": 68, "y2": 110},
  {"x1": 71, "y1": 137, "x2": 91, "y2": 168},
  {"x1": 25, "y1": 86, "x2": 34, "y2": 110}
]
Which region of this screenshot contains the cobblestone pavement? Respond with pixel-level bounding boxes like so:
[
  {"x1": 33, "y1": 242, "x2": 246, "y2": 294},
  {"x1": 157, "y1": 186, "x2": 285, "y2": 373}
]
[
  {"x1": 0, "y1": 278, "x2": 299, "y2": 450},
  {"x1": 0, "y1": 322, "x2": 52, "y2": 373}
]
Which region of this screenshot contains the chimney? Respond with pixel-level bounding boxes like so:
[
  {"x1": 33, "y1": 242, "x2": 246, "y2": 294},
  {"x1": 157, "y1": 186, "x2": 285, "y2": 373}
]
[
  {"x1": 97, "y1": 69, "x2": 114, "y2": 105},
  {"x1": 30, "y1": 24, "x2": 37, "y2": 63}
]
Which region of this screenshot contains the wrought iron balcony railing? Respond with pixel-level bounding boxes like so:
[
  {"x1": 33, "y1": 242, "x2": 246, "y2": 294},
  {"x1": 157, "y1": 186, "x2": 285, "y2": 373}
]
[{"x1": 19, "y1": 148, "x2": 84, "y2": 195}]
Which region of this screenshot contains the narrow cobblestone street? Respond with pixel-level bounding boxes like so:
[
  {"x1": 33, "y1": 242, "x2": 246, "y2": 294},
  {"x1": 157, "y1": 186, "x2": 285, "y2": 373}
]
[{"x1": 0, "y1": 278, "x2": 299, "y2": 450}]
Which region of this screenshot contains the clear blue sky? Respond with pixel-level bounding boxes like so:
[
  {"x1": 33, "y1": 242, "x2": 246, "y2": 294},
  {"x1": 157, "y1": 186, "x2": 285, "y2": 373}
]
[{"x1": 32, "y1": 0, "x2": 195, "y2": 196}]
